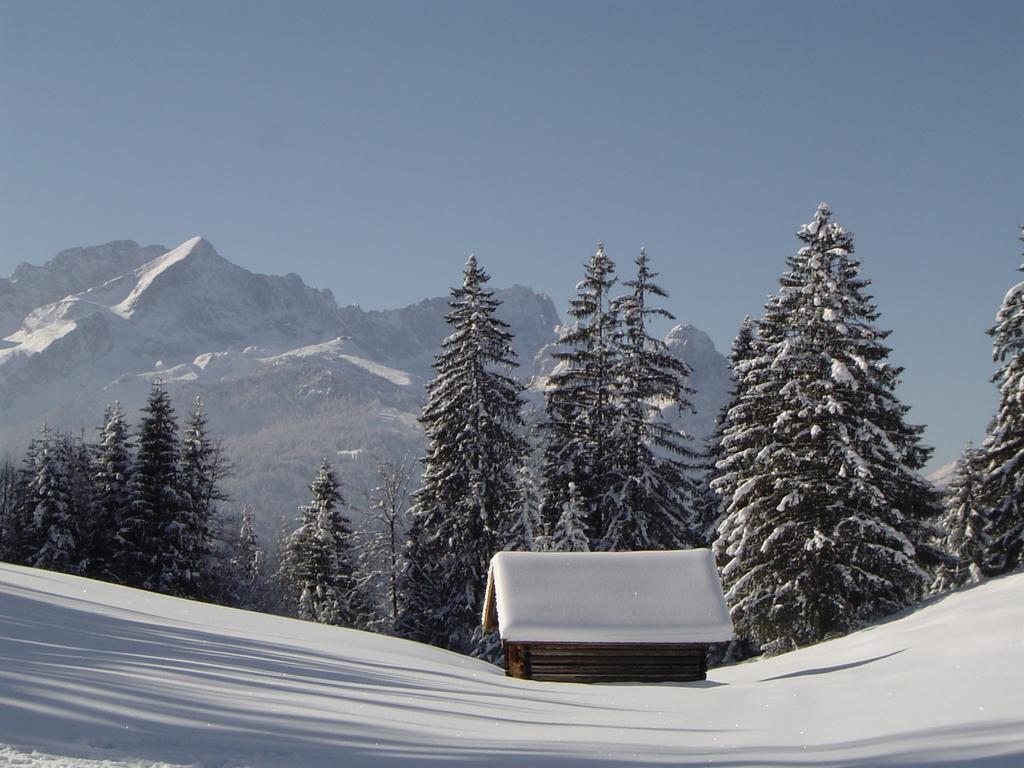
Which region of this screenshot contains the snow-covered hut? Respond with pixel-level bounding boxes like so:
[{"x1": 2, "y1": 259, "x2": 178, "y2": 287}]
[{"x1": 482, "y1": 549, "x2": 733, "y2": 683}]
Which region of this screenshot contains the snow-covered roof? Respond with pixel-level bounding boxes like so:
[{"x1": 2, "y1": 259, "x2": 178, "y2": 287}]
[{"x1": 484, "y1": 549, "x2": 733, "y2": 643}]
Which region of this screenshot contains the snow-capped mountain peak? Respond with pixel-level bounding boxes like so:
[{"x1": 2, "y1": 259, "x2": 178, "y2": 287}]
[{"x1": 112, "y1": 235, "x2": 215, "y2": 317}]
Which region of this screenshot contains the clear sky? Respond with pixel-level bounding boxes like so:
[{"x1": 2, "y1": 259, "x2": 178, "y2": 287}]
[{"x1": 1, "y1": 0, "x2": 1021, "y2": 471}]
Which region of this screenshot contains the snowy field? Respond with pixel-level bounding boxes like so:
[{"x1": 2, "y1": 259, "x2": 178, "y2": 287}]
[{"x1": 0, "y1": 563, "x2": 1021, "y2": 768}]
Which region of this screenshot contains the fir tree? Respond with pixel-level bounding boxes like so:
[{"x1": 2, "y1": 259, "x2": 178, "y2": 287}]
[
  {"x1": 397, "y1": 255, "x2": 527, "y2": 655},
  {"x1": 977, "y1": 226, "x2": 1024, "y2": 575},
  {"x1": 4, "y1": 439, "x2": 41, "y2": 565},
  {"x1": 0, "y1": 453, "x2": 18, "y2": 562},
  {"x1": 714, "y1": 204, "x2": 943, "y2": 653},
  {"x1": 933, "y1": 444, "x2": 989, "y2": 591},
  {"x1": 231, "y1": 505, "x2": 266, "y2": 610},
  {"x1": 26, "y1": 426, "x2": 82, "y2": 573},
  {"x1": 504, "y1": 464, "x2": 541, "y2": 551},
  {"x1": 707, "y1": 317, "x2": 759, "y2": 542},
  {"x1": 89, "y1": 402, "x2": 133, "y2": 581},
  {"x1": 604, "y1": 248, "x2": 700, "y2": 550},
  {"x1": 540, "y1": 243, "x2": 621, "y2": 548},
  {"x1": 551, "y1": 481, "x2": 590, "y2": 552},
  {"x1": 281, "y1": 460, "x2": 359, "y2": 626},
  {"x1": 119, "y1": 379, "x2": 181, "y2": 591},
  {"x1": 176, "y1": 397, "x2": 230, "y2": 599}
]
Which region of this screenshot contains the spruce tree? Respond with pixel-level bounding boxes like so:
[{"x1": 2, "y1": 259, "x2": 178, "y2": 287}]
[
  {"x1": 397, "y1": 255, "x2": 527, "y2": 655},
  {"x1": 540, "y1": 244, "x2": 621, "y2": 549},
  {"x1": 4, "y1": 439, "x2": 42, "y2": 565},
  {"x1": 281, "y1": 460, "x2": 359, "y2": 625},
  {"x1": 504, "y1": 464, "x2": 541, "y2": 551},
  {"x1": 710, "y1": 317, "x2": 769, "y2": 554},
  {"x1": 89, "y1": 403, "x2": 133, "y2": 581},
  {"x1": 231, "y1": 505, "x2": 266, "y2": 610},
  {"x1": 26, "y1": 426, "x2": 82, "y2": 573},
  {"x1": 551, "y1": 482, "x2": 590, "y2": 552},
  {"x1": 119, "y1": 379, "x2": 181, "y2": 592},
  {"x1": 605, "y1": 248, "x2": 700, "y2": 550},
  {"x1": 0, "y1": 454, "x2": 18, "y2": 562},
  {"x1": 933, "y1": 444, "x2": 989, "y2": 591},
  {"x1": 977, "y1": 227, "x2": 1024, "y2": 575},
  {"x1": 176, "y1": 397, "x2": 229, "y2": 599},
  {"x1": 714, "y1": 204, "x2": 943, "y2": 653}
]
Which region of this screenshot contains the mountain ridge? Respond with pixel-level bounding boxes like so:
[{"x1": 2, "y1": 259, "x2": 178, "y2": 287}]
[{"x1": 0, "y1": 237, "x2": 730, "y2": 531}]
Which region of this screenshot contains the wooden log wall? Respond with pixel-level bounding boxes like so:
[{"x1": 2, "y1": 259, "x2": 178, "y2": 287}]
[{"x1": 503, "y1": 641, "x2": 709, "y2": 683}]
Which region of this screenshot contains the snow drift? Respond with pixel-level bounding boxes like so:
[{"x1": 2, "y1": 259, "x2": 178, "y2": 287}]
[{"x1": 0, "y1": 563, "x2": 1020, "y2": 767}]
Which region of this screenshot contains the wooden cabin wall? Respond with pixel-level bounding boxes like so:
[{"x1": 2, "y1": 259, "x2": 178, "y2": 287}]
[{"x1": 503, "y1": 642, "x2": 709, "y2": 683}]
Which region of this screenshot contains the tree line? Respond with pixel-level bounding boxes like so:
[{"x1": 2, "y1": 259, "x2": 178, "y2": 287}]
[
  {"x1": 2, "y1": 209, "x2": 1021, "y2": 664},
  {"x1": 0, "y1": 388, "x2": 239, "y2": 602}
]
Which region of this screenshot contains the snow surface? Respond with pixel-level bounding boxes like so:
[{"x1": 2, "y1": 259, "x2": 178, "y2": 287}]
[
  {"x1": 488, "y1": 549, "x2": 733, "y2": 643},
  {"x1": 2, "y1": 564, "x2": 1020, "y2": 768}
]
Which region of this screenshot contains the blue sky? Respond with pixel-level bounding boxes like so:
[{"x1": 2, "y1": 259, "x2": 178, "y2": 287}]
[{"x1": 1, "y1": 0, "x2": 1021, "y2": 470}]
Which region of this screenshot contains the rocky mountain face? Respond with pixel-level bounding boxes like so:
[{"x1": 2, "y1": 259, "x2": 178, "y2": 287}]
[{"x1": 0, "y1": 237, "x2": 730, "y2": 534}]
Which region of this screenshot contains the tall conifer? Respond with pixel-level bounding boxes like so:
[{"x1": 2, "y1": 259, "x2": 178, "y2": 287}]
[
  {"x1": 397, "y1": 255, "x2": 526, "y2": 655},
  {"x1": 281, "y1": 460, "x2": 359, "y2": 625},
  {"x1": 540, "y1": 244, "x2": 621, "y2": 549},
  {"x1": 977, "y1": 227, "x2": 1024, "y2": 575},
  {"x1": 714, "y1": 204, "x2": 943, "y2": 653},
  {"x1": 119, "y1": 380, "x2": 181, "y2": 591},
  {"x1": 605, "y1": 248, "x2": 700, "y2": 550}
]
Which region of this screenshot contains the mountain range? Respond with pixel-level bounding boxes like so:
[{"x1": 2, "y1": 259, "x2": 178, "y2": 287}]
[{"x1": 0, "y1": 237, "x2": 731, "y2": 534}]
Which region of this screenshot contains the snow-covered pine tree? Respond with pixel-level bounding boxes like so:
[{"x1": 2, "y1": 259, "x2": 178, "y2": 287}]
[
  {"x1": 714, "y1": 204, "x2": 943, "y2": 653},
  {"x1": 57, "y1": 431, "x2": 97, "y2": 571},
  {"x1": 504, "y1": 464, "x2": 542, "y2": 551},
  {"x1": 88, "y1": 402, "x2": 133, "y2": 581},
  {"x1": 397, "y1": 255, "x2": 527, "y2": 655},
  {"x1": 3, "y1": 439, "x2": 42, "y2": 565},
  {"x1": 26, "y1": 426, "x2": 82, "y2": 573},
  {"x1": 0, "y1": 453, "x2": 18, "y2": 562},
  {"x1": 604, "y1": 248, "x2": 701, "y2": 551},
  {"x1": 280, "y1": 460, "x2": 359, "y2": 626},
  {"x1": 551, "y1": 481, "x2": 590, "y2": 552},
  {"x1": 540, "y1": 244, "x2": 621, "y2": 549},
  {"x1": 933, "y1": 444, "x2": 989, "y2": 591},
  {"x1": 231, "y1": 505, "x2": 266, "y2": 610},
  {"x1": 176, "y1": 397, "x2": 230, "y2": 600},
  {"x1": 977, "y1": 226, "x2": 1024, "y2": 575},
  {"x1": 118, "y1": 379, "x2": 181, "y2": 592},
  {"x1": 709, "y1": 317, "x2": 767, "y2": 546}
]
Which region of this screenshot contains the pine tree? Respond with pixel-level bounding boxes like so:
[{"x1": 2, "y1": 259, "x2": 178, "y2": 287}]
[
  {"x1": 231, "y1": 505, "x2": 266, "y2": 610},
  {"x1": 709, "y1": 316, "x2": 770, "y2": 561},
  {"x1": 933, "y1": 444, "x2": 989, "y2": 591},
  {"x1": 604, "y1": 248, "x2": 701, "y2": 551},
  {"x1": 57, "y1": 432, "x2": 97, "y2": 571},
  {"x1": 714, "y1": 204, "x2": 943, "y2": 653},
  {"x1": 89, "y1": 402, "x2": 133, "y2": 581},
  {"x1": 540, "y1": 244, "x2": 621, "y2": 548},
  {"x1": 397, "y1": 255, "x2": 527, "y2": 655},
  {"x1": 4, "y1": 439, "x2": 41, "y2": 565},
  {"x1": 977, "y1": 226, "x2": 1024, "y2": 575},
  {"x1": 26, "y1": 426, "x2": 82, "y2": 573},
  {"x1": 0, "y1": 453, "x2": 18, "y2": 562},
  {"x1": 551, "y1": 481, "x2": 590, "y2": 552},
  {"x1": 119, "y1": 379, "x2": 181, "y2": 591},
  {"x1": 281, "y1": 460, "x2": 359, "y2": 625},
  {"x1": 176, "y1": 397, "x2": 230, "y2": 599},
  {"x1": 504, "y1": 464, "x2": 541, "y2": 551}
]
